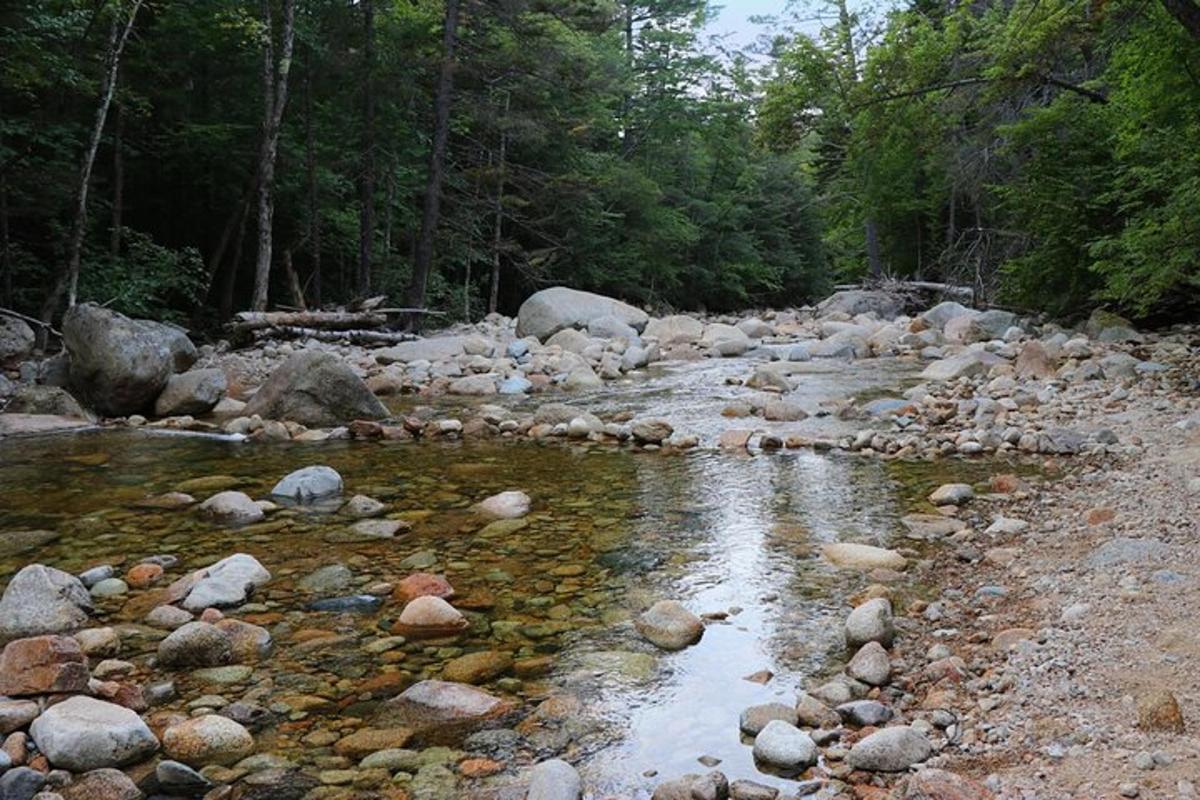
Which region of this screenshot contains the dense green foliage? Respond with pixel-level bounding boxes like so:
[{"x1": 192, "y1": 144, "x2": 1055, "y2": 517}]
[
  {"x1": 760, "y1": 0, "x2": 1200, "y2": 319},
  {"x1": 1, "y1": 0, "x2": 1197, "y2": 327}
]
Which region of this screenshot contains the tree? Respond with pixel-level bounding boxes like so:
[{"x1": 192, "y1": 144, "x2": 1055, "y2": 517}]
[{"x1": 251, "y1": 0, "x2": 297, "y2": 312}]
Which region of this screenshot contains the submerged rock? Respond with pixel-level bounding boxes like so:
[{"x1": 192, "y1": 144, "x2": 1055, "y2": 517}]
[
  {"x1": 271, "y1": 465, "x2": 344, "y2": 503},
  {"x1": 635, "y1": 600, "x2": 704, "y2": 651},
  {"x1": 651, "y1": 771, "x2": 729, "y2": 800},
  {"x1": 197, "y1": 491, "x2": 264, "y2": 526},
  {"x1": 475, "y1": 490, "x2": 531, "y2": 520},
  {"x1": 157, "y1": 621, "x2": 233, "y2": 668},
  {"x1": 162, "y1": 715, "x2": 254, "y2": 767},
  {"x1": 376, "y1": 680, "x2": 512, "y2": 744},
  {"x1": 0, "y1": 564, "x2": 93, "y2": 642},
  {"x1": 29, "y1": 695, "x2": 159, "y2": 771},
  {"x1": 179, "y1": 553, "x2": 271, "y2": 612},
  {"x1": 394, "y1": 596, "x2": 467, "y2": 638}
]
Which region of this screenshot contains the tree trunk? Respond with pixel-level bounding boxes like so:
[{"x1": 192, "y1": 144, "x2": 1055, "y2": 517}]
[
  {"x1": 488, "y1": 93, "x2": 510, "y2": 315},
  {"x1": 251, "y1": 0, "x2": 297, "y2": 312},
  {"x1": 304, "y1": 52, "x2": 321, "y2": 307},
  {"x1": 405, "y1": 0, "x2": 461, "y2": 328},
  {"x1": 1162, "y1": 0, "x2": 1200, "y2": 39},
  {"x1": 865, "y1": 217, "x2": 883, "y2": 279},
  {"x1": 0, "y1": 169, "x2": 10, "y2": 308},
  {"x1": 220, "y1": 194, "x2": 252, "y2": 320},
  {"x1": 357, "y1": 0, "x2": 376, "y2": 299},
  {"x1": 110, "y1": 81, "x2": 124, "y2": 256},
  {"x1": 40, "y1": 0, "x2": 143, "y2": 327}
]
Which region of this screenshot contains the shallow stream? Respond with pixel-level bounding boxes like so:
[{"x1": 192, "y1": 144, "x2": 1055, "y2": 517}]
[{"x1": 0, "y1": 357, "x2": 1008, "y2": 797}]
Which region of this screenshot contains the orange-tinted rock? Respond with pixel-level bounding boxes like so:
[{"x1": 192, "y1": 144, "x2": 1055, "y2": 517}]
[
  {"x1": 391, "y1": 573, "x2": 455, "y2": 604},
  {"x1": 126, "y1": 563, "x2": 164, "y2": 589},
  {"x1": 332, "y1": 727, "x2": 413, "y2": 759},
  {"x1": 459, "y1": 758, "x2": 504, "y2": 778},
  {"x1": 989, "y1": 474, "x2": 1022, "y2": 494},
  {"x1": 0, "y1": 635, "x2": 90, "y2": 696},
  {"x1": 893, "y1": 768, "x2": 995, "y2": 799},
  {"x1": 59, "y1": 767, "x2": 142, "y2": 800},
  {"x1": 375, "y1": 680, "x2": 513, "y2": 745},
  {"x1": 1085, "y1": 507, "x2": 1116, "y2": 526},
  {"x1": 1137, "y1": 688, "x2": 1185, "y2": 733}
]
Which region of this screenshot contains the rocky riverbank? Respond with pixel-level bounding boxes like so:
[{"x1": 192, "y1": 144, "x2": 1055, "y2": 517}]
[{"x1": 0, "y1": 288, "x2": 1197, "y2": 799}]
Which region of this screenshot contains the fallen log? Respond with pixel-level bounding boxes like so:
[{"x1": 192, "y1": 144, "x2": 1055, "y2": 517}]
[
  {"x1": 229, "y1": 310, "x2": 388, "y2": 333},
  {"x1": 249, "y1": 325, "x2": 420, "y2": 345},
  {"x1": 834, "y1": 280, "x2": 975, "y2": 302}
]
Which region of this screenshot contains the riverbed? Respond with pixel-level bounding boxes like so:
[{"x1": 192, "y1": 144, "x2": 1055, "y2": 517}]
[{"x1": 0, "y1": 356, "x2": 1013, "y2": 797}]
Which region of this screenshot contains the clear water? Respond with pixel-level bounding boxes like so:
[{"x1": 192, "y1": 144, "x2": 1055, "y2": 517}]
[{"x1": 0, "y1": 356, "x2": 1005, "y2": 797}]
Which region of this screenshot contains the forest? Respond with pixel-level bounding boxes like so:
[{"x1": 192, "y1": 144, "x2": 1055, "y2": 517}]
[{"x1": 1, "y1": 0, "x2": 1198, "y2": 331}]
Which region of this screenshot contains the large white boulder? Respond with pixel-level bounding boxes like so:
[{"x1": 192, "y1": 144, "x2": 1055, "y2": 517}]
[{"x1": 516, "y1": 287, "x2": 648, "y2": 342}]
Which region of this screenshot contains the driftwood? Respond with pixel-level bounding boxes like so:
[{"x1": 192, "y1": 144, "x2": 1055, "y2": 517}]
[
  {"x1": 250, "y1": 325, "x2": 419, "y2": 345},
  {"x1": 229, "y1": 310, "x2": 389, "y2": 333},
  {"x1": 1, "y1": 307, "x2": 62, "y2": 339}
]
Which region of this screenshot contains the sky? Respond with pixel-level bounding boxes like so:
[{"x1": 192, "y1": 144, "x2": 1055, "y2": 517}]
[{"x1": 704, "y1": 1, "x2": 789, "y2": 51}]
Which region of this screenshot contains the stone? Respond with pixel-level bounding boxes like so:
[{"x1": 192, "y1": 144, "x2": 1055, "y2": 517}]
[
  {"x1": 739, "y1": 703, "x2": 798, "y2": 736},
  {"x1": 158, "y1": 621, "x2": 233, "y2": 668},
  {"x1": 449, "y1": 375, "x2": 499, "y2": 396},
  {"x1": 1087, "y1": 537, "x2": 1170, "y2": 569},
  {"x1": 3, "y1": 386, "x2": 91, "y2": 419},
  {"x1": 0, "y1": 700, "x2": 39, "y2": 735},
  {"x1": 179, "y1": 553, "x2": 271, "y2": 612},
  {"x1": 0, "y1": 767, "x2": 45, "y2": 800},
  {"x1": 0, "y1": 635, "x2": 90, "y2": 696},
  {"x1": 139, "y1": 319, "x2": 198, "y2": 372},
  {"x1": 376, "y1": 337, "x2": 467, "y2": 364},
  {"x1": 1014, "y1": 341, "x2": 1057, "y2": 380},
  {"x1": 475, "y1": 491, "x2": 530, "y2": 520},
  {"x1": 846, "y1": 726, "x2": 932, "y2": 772},
  {"x1": 822, "y1": 543, "x2": 907, "y2": 572},
  {"x1": 846, "y1": 641, "x2": 891, "y2": 686},
  {"x1": 442, "y1": 651, "x2": 513, "y2": 684},
  {"x1": 929, "y1": 483, "x2": 973, "y2": 506},
  {"x1": 90, "y1": 578, "x2": 128, "y2": 598},
  {"x1": 392, "y1": 573, "x2": 455, "y2": 603},
  {"x1": 154, "y1": 369, "x2": 227, "y2": 417},
  {"x1": 818, "y1": 290, "x2": 904, "y2": 319},
  {"x1": 394, "y1": 596, "x2": 467, "y2": 638},
  {"x1": 644, "y1": 315, "x2": 705, "y2": 345},
  {"x1": 29, "y1": 696, "x2": 158, "y2": 771},
  {"x1": 546, "y1": 327, "x2": 592, "y2": 354},
  {"x1": 516, "y1": 287, "x2": 648, "y2": 342},
  {"x1": 332, "y1": 728, "x2": 413, "y2": 759},
  {"x1": 752, "y1": 720, "x2": 817, "y2": 771},
  {"x1": 0, "y1": 315, "x2": 35, "y2": 365},
  {"x1": 343, "y1": 494, "x2": 385, "y2": 518},
  {"x1": 700, "y1": 323, "x2": 752, "y2": 355},
  {"x1": 197, "y1": 491, "x2": 264, "y2": 526},
  {"x1": 651, "y1": 771, "x2": 729, "y2": 800},
  {"x1": 635, "y1": 600, "x2": 704, "y2": 650},
  {"x1": 920, "y1": 353, "x2": 991, "y2": 382},
  {"x1": 156, "y1": 760, "x2": 212, "y2": 794},
  {"x1": 243, "y1": 350, "x2": 388, "y2": 426},
  {"x1": 125, "y1": 563, "x2": 163, "y2": 590},
  {"x1": 162, "y1": 715, "x2": 254, "y2": 767},
  {"x1": 1137, "y1": 688, "x2": 1185, "y2": 733},
  {"x1": 631, "y1": 418, "x2": 673, "y2": 445},
  {"x1": 836, "y1": 700, "x2": 893, "y2": 727},
  {"x1": 63, "y1": 304, "x2": 174, "y2": 416},
  {"x1": 297, "y1": 564, "x2": 354, "y2": 594},
  {"x1": 271, "y1": 465, "x2": 343, "y2": 503},
  {"x1": 845, "y1": 598, "x2": 894, "y2": 648},
  {"x1": 526, "y1": 759, "x2": 582, "y2": 800},
  {"x1": 729, "y1": 781, "x2": 777, "y2": 800},
  {"x1": 58, "y1": 768, "x2": 141, "y2": 800},
  {"x1": 376, "y1": 680, "x2": 512, "y2": 745},
  {"x1": 920, "y1": 302, "x2": 974, "y2": 330},
  {"x1": 794, "y1": 693, "x2": 840, "y2": 729},
  {"x1": 145, "y1": 605, "x2": 193, "y2": 630},
  {"x1": 0, "y1": 564, "x2": 92, "y2": 642},
  {"x1": 893, "y1": 769, "x2": 994, "y2": 799}
]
